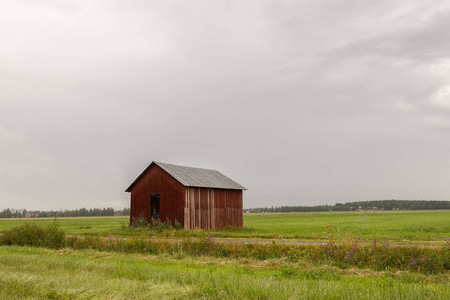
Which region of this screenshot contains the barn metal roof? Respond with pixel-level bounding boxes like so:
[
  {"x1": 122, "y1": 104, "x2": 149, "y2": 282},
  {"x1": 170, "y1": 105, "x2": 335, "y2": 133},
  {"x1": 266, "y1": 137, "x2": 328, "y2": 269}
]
[{"x1": 125, "y1": 161, "x2": 247, "y2": 192}]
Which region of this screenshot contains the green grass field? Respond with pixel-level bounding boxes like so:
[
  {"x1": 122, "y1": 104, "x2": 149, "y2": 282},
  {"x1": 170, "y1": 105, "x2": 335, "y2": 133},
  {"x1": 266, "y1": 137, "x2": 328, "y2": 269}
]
[
  {"x1": 239, "y1": 210, "x2": 450, "y2": 241},
  {"x1": 1, "y1": 246, "x2": 448, "y2": 299},
  {"x1": 0, "y1": 216, "x2": 126, "y2": 235},
  {"x1": 1, "y1": 211, "x2": 449, "y2": 299},
  {"x1": 1, "y1": 210, "x2": 449, "y2": 242}
]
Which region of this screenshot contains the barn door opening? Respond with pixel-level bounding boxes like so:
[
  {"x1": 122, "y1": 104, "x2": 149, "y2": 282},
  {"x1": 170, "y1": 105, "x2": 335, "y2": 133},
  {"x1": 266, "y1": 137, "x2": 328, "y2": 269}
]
[{"x1": 150, "y1": 194, "x2": 160, "y2": 220}]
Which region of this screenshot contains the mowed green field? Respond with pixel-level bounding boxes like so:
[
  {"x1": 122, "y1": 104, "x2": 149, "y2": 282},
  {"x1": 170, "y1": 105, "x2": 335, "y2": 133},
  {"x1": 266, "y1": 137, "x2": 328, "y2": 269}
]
[
  {"x1": 0, "y1": 216, "x2": 127, "y2": 235},
  {"x1": 1, "y1": 210, "x2": 449, "y2": 242},
  {"x1": 1, "y1": 247, "x2": 448, "y2": 300},
  {"x1": 240, "y1": 210, "x2": 450, "y2": 242}
]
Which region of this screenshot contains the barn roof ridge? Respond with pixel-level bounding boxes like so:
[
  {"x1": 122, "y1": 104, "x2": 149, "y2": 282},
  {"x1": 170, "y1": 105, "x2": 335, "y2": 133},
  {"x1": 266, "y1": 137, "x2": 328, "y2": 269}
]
[
  {"x1": 125, "y1": 161, "x2": 247, "y2": 192},
  {"x1": 154, "y1": 161, "x2": 218, "y2": 172}
]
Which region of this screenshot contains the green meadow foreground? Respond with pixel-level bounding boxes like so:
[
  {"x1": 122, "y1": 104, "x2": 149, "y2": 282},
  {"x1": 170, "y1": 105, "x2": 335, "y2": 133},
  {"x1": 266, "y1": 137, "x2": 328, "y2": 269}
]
[
  {"x1": 0, "y1": 247, "x2": 449, "y2": 300},
  {"x1": 0, "y1": 211, "x2": 449, "y2": 299}
]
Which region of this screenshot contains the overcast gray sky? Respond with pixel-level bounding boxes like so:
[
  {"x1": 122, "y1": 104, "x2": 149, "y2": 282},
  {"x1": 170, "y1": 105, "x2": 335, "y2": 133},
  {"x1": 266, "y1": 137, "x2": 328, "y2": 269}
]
[{"x1": 1, "y1": 0, "x2": 450, "y2": 211}]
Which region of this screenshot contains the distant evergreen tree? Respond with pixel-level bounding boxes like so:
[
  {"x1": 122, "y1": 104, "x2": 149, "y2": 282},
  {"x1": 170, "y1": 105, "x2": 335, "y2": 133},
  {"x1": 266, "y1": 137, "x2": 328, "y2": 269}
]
[
  {"x1": 244, "y1": 200, "x2": 450, "y2": 213},
  {"x1": 0, "y1": 207, "x2": 130, "y2": 218}
]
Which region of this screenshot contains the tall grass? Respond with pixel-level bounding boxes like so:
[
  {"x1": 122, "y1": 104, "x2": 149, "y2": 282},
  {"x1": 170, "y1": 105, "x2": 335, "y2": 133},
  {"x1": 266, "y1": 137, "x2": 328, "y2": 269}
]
[
  {"x1": 0, "y1": 246, "x2": 449, "y2": 299},
  {"x1": 68, "y1": 233, "x2": 450, "y2": 274}
]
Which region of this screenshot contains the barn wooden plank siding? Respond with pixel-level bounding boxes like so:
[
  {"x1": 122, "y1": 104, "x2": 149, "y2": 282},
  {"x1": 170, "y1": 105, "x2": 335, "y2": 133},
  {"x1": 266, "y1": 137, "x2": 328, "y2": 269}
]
[
  {"x1": 185, "y1": 187, "x2": 243, "y2": 229},
  {"x1": 126, "y1": 162, "x2": 246, "y2": 229}
]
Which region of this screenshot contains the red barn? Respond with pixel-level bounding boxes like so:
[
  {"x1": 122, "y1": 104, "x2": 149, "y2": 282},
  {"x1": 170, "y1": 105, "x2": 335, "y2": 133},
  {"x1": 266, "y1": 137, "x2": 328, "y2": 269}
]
[{"x1": 125, "y1": 161, "x2": 246, "y2": 229}]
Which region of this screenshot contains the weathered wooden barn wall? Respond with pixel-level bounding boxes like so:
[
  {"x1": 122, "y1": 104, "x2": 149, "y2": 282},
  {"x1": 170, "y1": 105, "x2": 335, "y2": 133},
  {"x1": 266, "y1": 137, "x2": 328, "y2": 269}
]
[
  {"x1": 184, "y1": 187, "x2": 243, "y2": 229},
  {"x1": 129, "y1": 164, "x2": 185, "y2": 225}
]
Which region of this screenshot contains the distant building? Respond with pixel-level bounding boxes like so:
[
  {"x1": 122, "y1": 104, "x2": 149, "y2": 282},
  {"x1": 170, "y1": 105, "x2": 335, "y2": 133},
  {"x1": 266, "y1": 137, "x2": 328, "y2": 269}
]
[{"x1": 25, "y1": 214, "x2": 38, "y2": 218}]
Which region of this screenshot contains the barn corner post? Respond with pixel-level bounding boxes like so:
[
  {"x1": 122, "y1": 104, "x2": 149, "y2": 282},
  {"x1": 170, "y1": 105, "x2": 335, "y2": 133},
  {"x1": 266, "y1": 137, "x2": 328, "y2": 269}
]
[{"x1": 126, "y1": 161, "x2": 246, "y2": 230}]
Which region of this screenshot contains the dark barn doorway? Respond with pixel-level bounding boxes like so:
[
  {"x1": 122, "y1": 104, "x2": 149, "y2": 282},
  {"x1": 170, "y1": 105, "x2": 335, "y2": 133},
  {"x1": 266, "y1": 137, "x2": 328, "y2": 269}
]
[{"x1": 150, "y1": 194, "x2": 160, "y2": 220}]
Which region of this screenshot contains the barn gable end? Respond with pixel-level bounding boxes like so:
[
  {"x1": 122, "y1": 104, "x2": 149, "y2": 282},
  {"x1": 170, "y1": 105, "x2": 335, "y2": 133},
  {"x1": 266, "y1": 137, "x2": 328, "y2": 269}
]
[{"x1": 127, "y1": 163, "x2": 185, "y2": 225}]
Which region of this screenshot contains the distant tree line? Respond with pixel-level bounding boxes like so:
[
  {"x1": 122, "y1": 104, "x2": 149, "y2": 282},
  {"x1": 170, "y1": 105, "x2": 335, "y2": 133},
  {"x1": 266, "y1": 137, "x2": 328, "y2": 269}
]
[
  {"x1": 245, "y1": 200, "x2": 450, "y2": 213},
  {"x1": 0, "y1": 207, "x2": 130, "y2": 219}
]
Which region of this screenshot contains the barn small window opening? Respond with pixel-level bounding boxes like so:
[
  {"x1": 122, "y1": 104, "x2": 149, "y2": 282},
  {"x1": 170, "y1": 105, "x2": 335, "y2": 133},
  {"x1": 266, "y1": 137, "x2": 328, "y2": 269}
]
[{"x1": 150, "y1": 194, "x2": 160, "y2": 220}]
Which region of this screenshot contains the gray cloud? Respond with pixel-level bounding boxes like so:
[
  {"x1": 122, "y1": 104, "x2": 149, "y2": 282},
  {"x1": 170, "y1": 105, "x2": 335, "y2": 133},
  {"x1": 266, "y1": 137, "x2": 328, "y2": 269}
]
[{"x1": 1, "y1": 1, "x2": 450, "y2": 210}]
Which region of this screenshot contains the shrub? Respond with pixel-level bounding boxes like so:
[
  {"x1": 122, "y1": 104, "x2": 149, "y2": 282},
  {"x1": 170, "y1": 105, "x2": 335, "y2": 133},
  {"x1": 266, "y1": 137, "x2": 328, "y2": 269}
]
[
  {"x1": 148, "y1": 218, "x2": 181, "y2": 233},
  {"x1": 128, "y1": 215, "x2": 182, "y2": 233},
  {"x1": 131, "y1": 215, "x2": 148, "y2": 227},
  {"x1": 44, "y1": 221, "x2": 66, "y2": 249},
  {"x1": 0, "y1": 219, "x2": 66, "y2": 249},
  {"x1": 0, "y1": 224, "x2": 47, "y2": 247}
]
